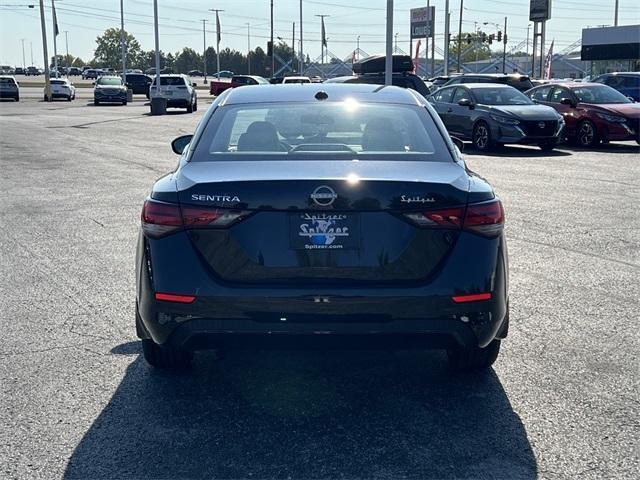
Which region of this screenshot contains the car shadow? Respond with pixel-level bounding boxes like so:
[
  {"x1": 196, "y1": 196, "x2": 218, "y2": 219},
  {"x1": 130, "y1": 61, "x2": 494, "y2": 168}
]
[
  {"x1": 64, "y1": 342, "x2": 537, "y2": 479},
  {"x1": 560, "y1": 141, "x2": 640, "y2": 154},
  {"x1": 463, "y1": 143, "x2": 572, "y2": 157}
]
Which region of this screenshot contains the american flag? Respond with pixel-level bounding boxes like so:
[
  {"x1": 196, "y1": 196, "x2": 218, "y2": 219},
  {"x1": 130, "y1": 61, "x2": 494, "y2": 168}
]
[
  {"x1": 216, "y1": 11, "x2": 221, "y2": 44},
  {"x1": 52, "y1": 0, "x2": 59, "y2": 36},
  {"x1": 544, "y1": 40, "x2": 554, "y2": 80},
  {"x1": 413, "y1": 40, "x2": 422, "y2": 74},
  {"x1": 321, "y1": 17, "x2": 327, "y2": 47}
]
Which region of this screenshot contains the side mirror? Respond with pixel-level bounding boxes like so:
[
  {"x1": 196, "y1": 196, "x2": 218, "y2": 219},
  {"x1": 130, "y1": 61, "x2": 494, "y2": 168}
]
[
  {"x1": 171, "y1": 134, "x2": 193, "y2": 155},
  {"x1": 450, "y1": 136, "x2": 464, "y2": 152},
  {"x1": 458, "y1": 98, "x2": 474, "y2": 109},
  {"x1": 192, "y1": 82, "x2": 197, "y2": 87},
  {"x1": 560, "y1": 98, "x2": 575, "y2": 107},
  {"x1": 627, "y1": 96, "x2": 635, "y2": 102}
]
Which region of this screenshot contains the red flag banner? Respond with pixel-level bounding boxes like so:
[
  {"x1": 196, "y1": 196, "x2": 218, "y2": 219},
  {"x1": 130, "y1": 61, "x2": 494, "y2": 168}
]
[
  {"x1": 413, "y1": 40, "x2": 422, "y2": 74},
  {"x1": 544, "y1": 39, "x2": 554, "y2": 79}
]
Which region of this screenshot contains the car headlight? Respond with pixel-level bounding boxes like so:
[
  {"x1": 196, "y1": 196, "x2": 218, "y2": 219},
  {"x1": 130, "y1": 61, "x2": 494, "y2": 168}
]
[
  {"x1": 490, "y1": 114, "x2": 520, "y2": 125},
  {"x1": 595, "y1": 112, "x2": 626, "y2": 123}
]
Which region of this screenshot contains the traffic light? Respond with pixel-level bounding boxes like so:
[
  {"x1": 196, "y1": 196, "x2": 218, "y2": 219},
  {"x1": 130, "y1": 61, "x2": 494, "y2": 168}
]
[
  {"x1": 466, "y1": 34, "x2": 472, "y2": 45},
  {"x1": 267, "y1": 41, "x2": 273, "y2": 57},
  {"x1": 481, "y1": 33, "x2": 487, "y2": 43},
  {"x1": 503, "y1": 33, "x2": 508, "y2": 44},
  {"x1": 488, "y1": 34, "x2": 494, "y2": 45},
  {"x1": 497, "y1": 31, "x2": 502, "y2": 42}
]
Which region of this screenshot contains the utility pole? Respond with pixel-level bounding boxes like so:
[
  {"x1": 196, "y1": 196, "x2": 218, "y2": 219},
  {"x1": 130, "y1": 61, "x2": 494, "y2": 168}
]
[
  {"x1": 201, "y1": 19, "x2": 208, "y2": 83},
  {"x1": 51, "y1": 0, "x2": 58, "y2": 76},
  {"x1": 526, "y1": 24, "x2": 531, "y2": 56},
  {"x1": 456, "y1": 0, "x2": 463, "y2": 72},
  {"x1": 30, "y1": 41, "x2": 34, "y2": 66},
  {"x1": 208, "y1": 9, "x2": 224, "y2": 79},
  {"x1": 430, "y1": 1, "x2": 435, "y2": 77},
  {"x1": 425, "y1": 0, "x2": 430, "y2": 78},
  {"x1": 246, "y1": 23, "x2": 251, "y2": 74},
  {"x1": 63, "y1": 31, "x2": 68, "y2": 70},
  {"x1": 38, "y1": 0, "x2": 51, "y2": 100},
  {"x1": 385, "y1": 0, "x2": 393, "y2": 86},
  {"x1": 357, "y1": 35, "x2": 360, "y2": 60},
  {"x1": 502, "y1": 16, "x2": 507, "y2": 74},
  {"x1": 120, "y1": 0, "x2": 126, "y2": 77},
  {"x1": 614, "y1": 0, "x2": 619, "y2": 26},
  {"x1": 444, "y1": 0, "x2": 450, "y2": 74},
  {"x1": 299, "y1": 0, "x2": 303, "y2": 74},
  {"x1": 270, "y1": 1, "x2": 274, "y2": 76},
  {"x1": 153, "y1": 0, "x2": 160, "y2": 90},
  {"x1": 21, "y1": 39, "x2": 26, "y2": 70},
  {"x1": 292, "y1": 22, "x2": 296, "y2": 72}
]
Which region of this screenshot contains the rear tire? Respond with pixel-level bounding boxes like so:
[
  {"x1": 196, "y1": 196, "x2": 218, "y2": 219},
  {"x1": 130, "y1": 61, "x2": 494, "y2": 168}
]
[
  {"x1": 186, "y1": 100, "x2": 194, "y2": 113},
  {"x1": 122, "y1": 100, "x2": 128, "y2": 105},
  {"x1": 538, "y1": 139, "x2": 558, "y2": 151},
  {"x1": 142, "y1": 338, "x2": 193, "y2": 370},
  {"x1": 94, "y1": 100, "x2": 99, "y2": 106},
  {"x1": 576, "y1": 119, "x2": 599, "y2": 148},
  {"x1": 472, "y1": 121, "x2": 494, "y2": 152},
  {"x1": 447, "y1": 338, "x2": 501, "y2": 372},
  {"x1": 15, "y1": 95, "x2": 19, "y2": 102},
  {"x1": 193, "y1": 99, "x2": 198, "y2": 112}
]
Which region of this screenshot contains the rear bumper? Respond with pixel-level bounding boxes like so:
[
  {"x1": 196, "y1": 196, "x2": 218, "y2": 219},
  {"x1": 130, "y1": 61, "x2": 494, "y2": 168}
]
[{"x1": 136, "y1": 230, "x2": 509, "y2": 350}]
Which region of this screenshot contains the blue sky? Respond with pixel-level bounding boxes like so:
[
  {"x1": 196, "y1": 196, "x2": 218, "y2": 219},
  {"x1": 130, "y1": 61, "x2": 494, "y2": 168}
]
[{"x1": 1, "y1": 0, "x2": 638, "y2": 67}]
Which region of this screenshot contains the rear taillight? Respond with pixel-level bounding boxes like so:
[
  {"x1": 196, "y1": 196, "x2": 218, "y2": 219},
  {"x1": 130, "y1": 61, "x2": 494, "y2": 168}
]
[
  {"x1": 463, "y1": 200, "x2": 504, "y2": 237},
  {"x1": 141, "y1": 200, "x2": 182, "y2": 238},
  {"x1": 141, "y1": 200, "x2": 250, "y2": 238},
  {"x1": 404, "y1": 199, "x2": 504, "y2": 237}
]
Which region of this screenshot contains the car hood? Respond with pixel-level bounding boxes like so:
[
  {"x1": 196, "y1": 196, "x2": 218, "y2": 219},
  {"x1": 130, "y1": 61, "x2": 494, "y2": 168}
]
[
  {"x1": 582, "y1": 102, "x2": 640, "y2": 118},
  {"x1": 488, "y1": 104, "x2": 559, "y2": 120}
]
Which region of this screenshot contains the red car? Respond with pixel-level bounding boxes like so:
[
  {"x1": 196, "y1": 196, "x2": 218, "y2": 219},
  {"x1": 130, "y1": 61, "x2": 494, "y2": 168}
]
[{"x1": 526, "y1": 82, "x2": 640, "y2": 147}]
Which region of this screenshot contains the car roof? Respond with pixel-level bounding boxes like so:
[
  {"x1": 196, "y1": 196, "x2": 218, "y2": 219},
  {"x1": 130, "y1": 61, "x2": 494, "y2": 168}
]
[
  {"x1": 598, "y1": 72, "x2": 640, "y2": 76},
  {"x1": 536, "y1": 81, "x2": 601, "y2": 88},
  {"x1": 446, "y1": 83, "x2": 517, "y2": 89},
  {"x1": 221, "y1": 83, "x2": 425, "y2": 106},
  {"x1": 457, "y1": 73, "x2": 530, "y2": 78}
]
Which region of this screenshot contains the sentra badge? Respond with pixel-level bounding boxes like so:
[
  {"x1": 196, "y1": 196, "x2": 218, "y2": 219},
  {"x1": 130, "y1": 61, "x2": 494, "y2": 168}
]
[{"x1": 191, "y1": 194, "x2": 241, "y2": 203}]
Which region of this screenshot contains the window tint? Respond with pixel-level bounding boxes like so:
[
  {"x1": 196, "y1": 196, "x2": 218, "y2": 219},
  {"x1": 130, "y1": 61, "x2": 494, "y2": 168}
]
[
  {"x1": 622, "y1": 76, "x2": 640, "y2": 88},
  {"x1": 153, "y1": 77, "x2": 186, "y2": 86},
  {"x1": 530, "y1": 85, "x2": 552, "y2": 101},
  {"x1": 433, "y1": 87, "x2": 454, "y2": 103},
  {"x1": 451, "y1": 88, "x2": 469, "y2": 103},
  {"x1": 463, "y1": 77, "x2": 489, "y2": 83},
  {"x1": 195, "y1": 102, "x2": 452, "y2": 161},
  {"x1": 473, "y1": 87, "x2": 533, "y2": 105},
  {"x1": 572, "y1": 85, "x2": 631, "y2": 104},
  {"x1": 446, "y1": 77, "x2": 462, "y2": 85},
  {"x1": 96, "y1": 77, "x2": 123, "y2": 86},
  {"x1": 549, "y1": 87, "x2": 570, "y2": 103}
]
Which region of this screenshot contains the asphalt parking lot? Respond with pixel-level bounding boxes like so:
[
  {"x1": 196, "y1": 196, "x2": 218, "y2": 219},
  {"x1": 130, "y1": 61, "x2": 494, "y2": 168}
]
[{"x1": 1, "y1": 90, "x2": 638, "y2": 479}]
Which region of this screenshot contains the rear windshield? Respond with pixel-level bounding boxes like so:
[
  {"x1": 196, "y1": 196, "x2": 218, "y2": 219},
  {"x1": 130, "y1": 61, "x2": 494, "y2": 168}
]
[
  {"x1": 96, "y1": 77, "x2": 122, "y2": 86},
  {"x1": 193, "y1": 101, "x2": 451, "y2": 162},
  {"x1": 572, "y1": 85, "x2": 632, "y2": 104},
  {"x1": 472, "y1": 87, "x2": 533, "y2": 105},
  {"x1": 0, "y1": 78, "x2": 16, "y2": 84},
  {"x1": 153, "y1": 77, "x2": 186, "y2": 86},
  {"x1": 51, "y1": 80, "x2": 67, "y2": 85},
  {"x1": 284, "y1": 78, "x2": 311, "y2": 84}
]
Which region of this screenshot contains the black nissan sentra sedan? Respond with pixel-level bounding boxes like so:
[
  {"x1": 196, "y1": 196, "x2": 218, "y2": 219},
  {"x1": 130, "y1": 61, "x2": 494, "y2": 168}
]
[
  {"x1": 136, "y1": 84, "x2": 509, "y2": 372},
  {"x1": 428, "y1": 83, "x2": 565, "y2": 151}
]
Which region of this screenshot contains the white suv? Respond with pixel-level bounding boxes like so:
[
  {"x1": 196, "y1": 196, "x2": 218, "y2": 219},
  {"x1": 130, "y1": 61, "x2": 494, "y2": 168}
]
[
  {"x1": 149, "y1": 74, "x2": 198, "y2": 112},
  {"x1": 47, "y1": 78, "x2": 76, "y2": 101}
]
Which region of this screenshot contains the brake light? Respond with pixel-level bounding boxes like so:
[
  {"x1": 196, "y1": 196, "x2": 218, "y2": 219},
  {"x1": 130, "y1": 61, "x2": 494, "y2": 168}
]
[
  {"x1": 141, "y1": 200, "x2": 182, "y2": 238},
  {"x1": 141, "y1": 199, "x2": 250, "y2": 238},
  {"x1": 155, "y1": 293, "x2": 196, "y2": 303},
  {"x1": 463, "y1": 200, "x2": 504, "y2": 237},
  {"x1": 403, "y1": 199, "x2": 504, "y2": 237}
]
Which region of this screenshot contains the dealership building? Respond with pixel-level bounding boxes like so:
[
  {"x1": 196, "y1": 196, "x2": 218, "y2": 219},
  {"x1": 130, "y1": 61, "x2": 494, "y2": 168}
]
[{"x1": 581, "y1": 24, "x2": 640, "y2": 75}]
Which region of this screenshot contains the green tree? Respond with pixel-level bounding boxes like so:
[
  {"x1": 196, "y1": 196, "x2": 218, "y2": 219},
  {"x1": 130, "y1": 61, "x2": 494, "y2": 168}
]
[
  {"x1": 173, "y1": 47, "x2": 202, "y2": 73},
  {"x1": 449, "y1": 31, "x2": 492, "y2": 64},
  {"x1": 93, "y1": 28, "x2": 143, "y2": 69}
]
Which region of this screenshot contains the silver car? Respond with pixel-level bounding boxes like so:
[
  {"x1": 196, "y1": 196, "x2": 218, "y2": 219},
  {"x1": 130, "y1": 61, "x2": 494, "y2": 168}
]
[{"x1": 0, "y1": 76, "x2": 19, "y2": 102}]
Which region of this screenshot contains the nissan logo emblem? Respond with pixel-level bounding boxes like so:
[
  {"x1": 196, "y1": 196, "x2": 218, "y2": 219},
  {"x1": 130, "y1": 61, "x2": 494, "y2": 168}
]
[
  {"x1": 310, "y1": 185, "x2": 337, "y2": 207},
  {"x1": 538, "y1": 121, "x2": 546, "y2": 128}
]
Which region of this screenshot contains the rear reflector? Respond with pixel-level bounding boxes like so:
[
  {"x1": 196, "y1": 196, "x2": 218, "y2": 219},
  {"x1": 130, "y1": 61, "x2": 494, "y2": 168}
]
[
  {"x1": 155, "y1": 293, "x2": 196, "y2": 303},
  {"x1": 451, "y1": 292, "x2": 492, "y2": 303},
  {"x1": 141, "y1": 199, "x2": 250, "y2": 238}
]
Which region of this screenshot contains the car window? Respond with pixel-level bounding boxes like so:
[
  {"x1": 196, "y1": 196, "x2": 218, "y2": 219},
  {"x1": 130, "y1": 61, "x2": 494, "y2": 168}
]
[
  {"x1": 605, "y1": 76, "x2": 624, "y2": 88},
  {"x1": 622, "y1": 76, "x2": 640, "y2": 88},
  {"x1": 194, "y1": 102, "x2": 453, "y2": 162},
  {"x1": 572, "y1": 85, "x2": 631, "y2": 104},
  {"x1": 0, "y1": 78, "x2": 16, "y2": 85},
  {"x1": 507, "y1": 77, "x2": 534, "y2": 90},
  {"x1": 433, "y1": 87, "x2": 455, "y2": 103},
  {"x1": 463, "y1": 77, "x2": 488, "y2": 83},
  {"x1": 451, "y1": 88, "x2": 469, "y2": 103},
  {"x1": 530, "y1": 85, "x2": 552, "y2": 101},
  {"x1": 472, "y1": 87, "x2": 533, "y2": 105},
  {"x1": 96, "y1": 77, "x2": 123, "y2": 86},
  {"x1": 153, "y1": 77, "x2": 186, "y2": 86},
  {"x1": 549, "y1": 87, "x2": 570, "y2": 103},
  {"x1": 51, "y1": 80, "x2": 66, "y2": 85}
]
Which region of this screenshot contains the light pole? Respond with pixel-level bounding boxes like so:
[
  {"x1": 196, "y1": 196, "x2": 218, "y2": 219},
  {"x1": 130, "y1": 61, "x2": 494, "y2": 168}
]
[
  {"x1": 356, "y1": 35, "x2": 360, "y2": 60},
  {"x1": 21, "y1": 39, "x2": 26, "y2": 69},
  {"x1": 299, "y1": 0, "x2": 303, "y2": 73},
  {"x1": 120, "y1": 0, "x2": 126, "y2": 76},
  {"x1": 201, "y1": 19, "x2": 207, "y2": 83},
  {"x1": 270, "y1": 0, "x2": 274, "y2": 76},
  {"x1": 457, "y1": 0, "x2": 463, "y2": 72},
  {"x1": 526, "y1": 24, "x2": 531, "y2": 56},
  {"x1": 385, "y1": 0, "x2": 392, "y2": 85},
  {"x1": 614, "y1": 0, "x2": 619, "y2": 26},
  {"x1": 153, "y1": 0, "x2": 160, "y2": 92},
  {"x1": 444, "y1": 0, "x2": 450, "y2": 74},
  {"x1": 38, "y1": 0, "x2": 51, "y2": 100},
  {"x1": 51, "y1": 0, "x2": 58, "y2": 76},
  {"x1": 246, "y1": 23, "x2": 251, "y2": 74},
  {"x1": 209, "y1": 8, "x2": 224, "y2": 78},
  {"x1": 64, "y1": 31, "x2": 68, "y2": 69},
  {"x1": 502, "y1": 16, "x2": 507, "y2": 74},
  {"x1": 30, "y1": 41, "x2": 34, "y2": 66}
]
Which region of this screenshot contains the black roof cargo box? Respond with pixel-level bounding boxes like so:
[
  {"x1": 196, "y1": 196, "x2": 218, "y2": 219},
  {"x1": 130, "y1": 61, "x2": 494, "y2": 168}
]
[{"x1": 352, "y1": 54, "x2": 414, "y2": 75}]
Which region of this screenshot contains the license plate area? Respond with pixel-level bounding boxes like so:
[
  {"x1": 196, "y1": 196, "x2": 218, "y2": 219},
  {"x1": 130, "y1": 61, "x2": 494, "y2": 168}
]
[{"x1": 289, "y1": 212, "x2": 360, "y2": 251}]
